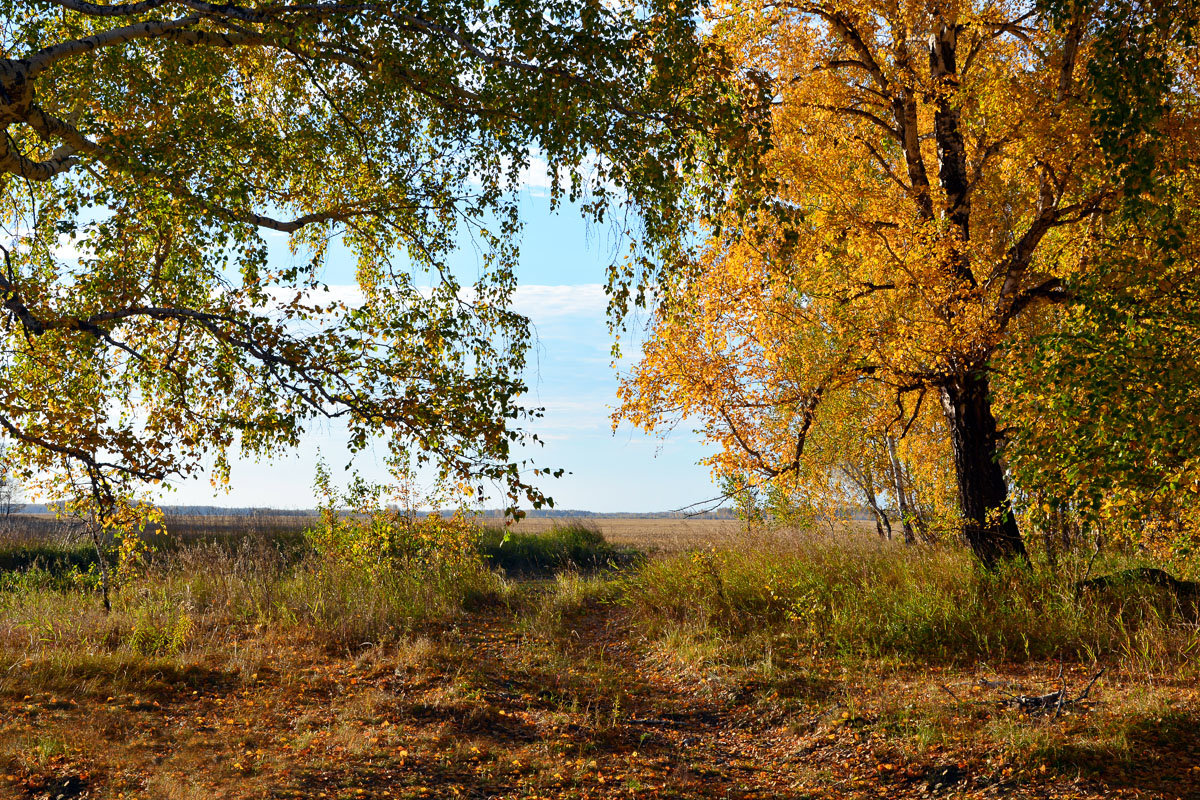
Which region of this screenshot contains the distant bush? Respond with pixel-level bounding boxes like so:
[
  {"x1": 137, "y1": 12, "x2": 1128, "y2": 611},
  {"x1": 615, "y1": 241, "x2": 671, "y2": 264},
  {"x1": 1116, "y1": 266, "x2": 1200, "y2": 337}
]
[{"x1": 479, "y1": 523, "x2": 636, "y2": 574}]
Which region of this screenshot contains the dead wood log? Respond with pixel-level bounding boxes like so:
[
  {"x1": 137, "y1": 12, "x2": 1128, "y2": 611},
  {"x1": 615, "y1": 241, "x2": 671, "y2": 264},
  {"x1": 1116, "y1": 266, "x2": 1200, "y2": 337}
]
[
  {"x1": 1075, "y1": 568, "x2": 1200, "y2": 614},
  {"x1": 980, "y1": 667, "x2": 1105, "y2": 716}
]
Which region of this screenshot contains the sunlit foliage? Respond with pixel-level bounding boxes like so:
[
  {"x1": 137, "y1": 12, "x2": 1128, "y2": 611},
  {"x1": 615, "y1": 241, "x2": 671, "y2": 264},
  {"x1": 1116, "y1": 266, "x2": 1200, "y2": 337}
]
[
  {"x1": 618, "y1": 0, "x2": 1200, "y2": 564},
  {"x1": 0, "y1": 0, "x2": 761, "y2": 538}
]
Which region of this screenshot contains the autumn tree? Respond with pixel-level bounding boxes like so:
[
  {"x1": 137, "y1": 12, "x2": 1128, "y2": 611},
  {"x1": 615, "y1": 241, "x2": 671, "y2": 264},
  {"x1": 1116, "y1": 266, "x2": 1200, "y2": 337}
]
[
  {"x1": 618, "y1": 267, "x2": 957, "y2": 543},
  {"x1": 617, "y1": 0, "x2": 1200, "y2": 565},
  {"x1": 994, "y1": 0, "x2": 1200, "y2": 565},
  {"x1": 814, "y1": 386, "x2": 956, "y2": 543},
  {"x1": 0, "y1": 1, "x2": 759, "y2": 539}
]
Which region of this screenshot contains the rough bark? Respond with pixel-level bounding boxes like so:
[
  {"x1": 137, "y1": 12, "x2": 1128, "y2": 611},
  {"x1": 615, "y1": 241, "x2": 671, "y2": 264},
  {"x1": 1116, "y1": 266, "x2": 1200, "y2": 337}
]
[{"x1": 940, "y1": 371, "x2": 1026, "y2": 566}]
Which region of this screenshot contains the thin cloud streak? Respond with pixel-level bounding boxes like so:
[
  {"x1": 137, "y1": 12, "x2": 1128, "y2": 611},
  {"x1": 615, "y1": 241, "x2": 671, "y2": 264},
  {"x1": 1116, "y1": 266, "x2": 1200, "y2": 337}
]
[{"x1": 284, "y1": 283, "x2": 608, "y2": 325}]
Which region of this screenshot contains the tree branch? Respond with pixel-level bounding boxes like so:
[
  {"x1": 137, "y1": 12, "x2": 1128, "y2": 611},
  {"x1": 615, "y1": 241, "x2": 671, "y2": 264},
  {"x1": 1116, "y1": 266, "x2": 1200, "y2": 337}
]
[
  {"x1": 26, "y1": 16, "x2": 203, "y2": 78},
  {"x1": 48, "y1": 0, "x2": 169, "y2": 14},
  {"x1": 1001, "y1": 277, "x2": 1072, "y2": 324},
  {"x1": 801, "y1": 103, "x2": 901, "y2": 141},
  {"x1": 0, "y1": 133, "x2": 78, "y2": 181}
]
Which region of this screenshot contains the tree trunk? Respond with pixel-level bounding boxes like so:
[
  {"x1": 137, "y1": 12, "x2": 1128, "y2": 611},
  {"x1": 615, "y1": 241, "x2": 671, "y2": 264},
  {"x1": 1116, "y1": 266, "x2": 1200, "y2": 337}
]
[
  {"x1": 885, "y1": 436, "x2": 917, "y2": 545},
  {"x1": 844, "y1": 463, "x2": 893, "y2": 540},
  {"x1": 941, "y1": 371, "x2": 1027, "y2": 567},
  {"x1": 89, "y1": 526, "x2": 112, "y2": 613},
  {"x1": 867, "y1": 495, "x2": 893, "y2": 541}
]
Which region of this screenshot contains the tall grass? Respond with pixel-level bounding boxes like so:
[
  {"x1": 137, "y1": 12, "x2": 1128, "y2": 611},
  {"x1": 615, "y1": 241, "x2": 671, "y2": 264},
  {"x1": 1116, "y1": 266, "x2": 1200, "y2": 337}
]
[
  {"x1": 0, "y1": 520, "x2": 628, "y2": 663},
  {"x1": 0, "y1": 537, "x2": 503, "y2": 690},
  {"x1": 623, "y1": 532, "x2": 1200, "y2": 674},
  {"x1": 4, "y1": 520, "x2": 1197, "y2": 686}
]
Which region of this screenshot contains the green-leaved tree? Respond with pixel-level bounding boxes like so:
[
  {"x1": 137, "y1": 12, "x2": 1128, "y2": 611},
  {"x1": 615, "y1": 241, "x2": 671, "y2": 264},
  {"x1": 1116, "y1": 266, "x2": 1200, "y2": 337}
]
[{"x1": 0, "y1": 0, "x2": 762, "y2": 539}]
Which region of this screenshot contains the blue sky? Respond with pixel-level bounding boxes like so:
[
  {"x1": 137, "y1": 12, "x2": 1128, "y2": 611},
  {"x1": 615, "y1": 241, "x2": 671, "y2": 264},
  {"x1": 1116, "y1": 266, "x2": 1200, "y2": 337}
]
[{"x1": 161, "y1": 179, "x2": 721, "y2": 512}]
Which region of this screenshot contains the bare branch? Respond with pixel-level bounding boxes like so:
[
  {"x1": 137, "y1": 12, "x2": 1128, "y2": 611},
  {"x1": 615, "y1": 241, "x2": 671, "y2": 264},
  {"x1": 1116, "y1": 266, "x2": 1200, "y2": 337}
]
[
  {"x1": 856, "y1": 135, "x2": 913, "y2": 194},
  {"x1": 0, "y1": 245, "x2": 47, "y2": 335},
  {"x1": 801, "y1": 5, "x2": 892, "y2": 96},
  {"x1": 998, "y1": 195, "x2": 1108, "y2": 307},
  {"x1": 838, "y1": 280, "x2": 896, "y2": 305},
  {"x1": 800, "y1": 103, "x2": 901, "y2": 141}
]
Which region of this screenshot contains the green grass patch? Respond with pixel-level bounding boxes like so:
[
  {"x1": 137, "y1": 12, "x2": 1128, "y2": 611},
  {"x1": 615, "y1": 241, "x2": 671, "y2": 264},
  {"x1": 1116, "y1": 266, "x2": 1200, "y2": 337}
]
[
  {"x1": 0, "y1": 542, "x2": 98, "y2": 591},
  {"x1": 478, "y1": 523, "x2": 638, "y2": 575}
]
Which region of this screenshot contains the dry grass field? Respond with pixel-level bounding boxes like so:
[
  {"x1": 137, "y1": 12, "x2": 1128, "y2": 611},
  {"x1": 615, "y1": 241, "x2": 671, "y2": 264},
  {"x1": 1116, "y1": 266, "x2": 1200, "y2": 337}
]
[
  {"x1": 489, "y1": 516, "x2": 753, "y2": 553},
  {"x1": 1, "y1": 513, "x2": 763, "y2": 553},
  {"x1": 1, "y1": 516, "x2": 1198, "y2": 800}
]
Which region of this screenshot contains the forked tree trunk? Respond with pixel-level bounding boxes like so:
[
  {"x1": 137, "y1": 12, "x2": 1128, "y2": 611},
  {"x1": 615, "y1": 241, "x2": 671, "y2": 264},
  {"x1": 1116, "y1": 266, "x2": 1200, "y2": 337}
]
[
  {"x1": 885, "y1": 436, "x2": 917, "y2": 545},
  {"x1": 941, "y1": 371, "x2": 1027, "y2": 567},
  {"x1": 851, "y1": 464, "x2": 892, "y2": 540}
]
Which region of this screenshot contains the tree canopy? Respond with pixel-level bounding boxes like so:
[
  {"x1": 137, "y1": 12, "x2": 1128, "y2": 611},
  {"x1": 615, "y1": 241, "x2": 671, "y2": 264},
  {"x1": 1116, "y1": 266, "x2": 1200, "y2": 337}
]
[
  {"x1": 0, "y1": 0, "x2": 761, "y2": 524},
  {"x1": 617, "y1": 0, "x2": 1200, "y2": 564}
]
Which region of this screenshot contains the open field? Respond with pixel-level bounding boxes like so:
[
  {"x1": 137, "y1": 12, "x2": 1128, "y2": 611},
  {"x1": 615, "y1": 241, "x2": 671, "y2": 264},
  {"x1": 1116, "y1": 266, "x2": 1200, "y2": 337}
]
[
  {"x1": 1, "y1": 520, "x2": 1198, "y2": 799},
  {"x1": 490, "y1": 517, "x2": 760, "y2": 554},
  {"x1": 0, "y1": 515, "x2": 785, "y2": 564}
]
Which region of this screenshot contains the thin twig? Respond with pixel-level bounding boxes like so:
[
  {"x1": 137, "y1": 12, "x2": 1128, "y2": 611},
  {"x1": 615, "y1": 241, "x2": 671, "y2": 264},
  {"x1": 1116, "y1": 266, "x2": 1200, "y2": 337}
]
[{"x1": 1075, "y1": 668, "x2": 1106, "y2": 702}]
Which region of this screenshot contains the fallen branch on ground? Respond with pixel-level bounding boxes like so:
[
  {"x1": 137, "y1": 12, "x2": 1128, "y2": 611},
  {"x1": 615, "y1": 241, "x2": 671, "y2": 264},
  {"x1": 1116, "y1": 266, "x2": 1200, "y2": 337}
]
[{"x1": 979, "y1": 667, "x2": 1105, "y2": 717}]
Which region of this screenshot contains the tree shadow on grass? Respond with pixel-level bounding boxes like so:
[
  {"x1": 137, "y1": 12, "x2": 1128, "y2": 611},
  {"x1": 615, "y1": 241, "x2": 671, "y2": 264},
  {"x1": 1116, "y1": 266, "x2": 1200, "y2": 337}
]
[
  {"x1": 1050, "y1": 709, "x2": 1200, "y2": 799},
  {"x1": 1, "y1": 653, "x2": 236, "y2": 700}
]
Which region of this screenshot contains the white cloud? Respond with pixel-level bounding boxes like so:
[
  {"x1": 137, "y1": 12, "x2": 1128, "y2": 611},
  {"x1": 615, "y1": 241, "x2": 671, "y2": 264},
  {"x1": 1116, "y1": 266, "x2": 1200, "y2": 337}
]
[
  {"x1": 264, "y1": 283, "x2": 607, "y2": 326},
  {"x1": 301, "y1": 284, "x2": 365, "y2": 308},
  {"x1": 511, "y1": 284, "x2": 607, "y2": 320},
  {"x1": 469, "y1": 149, "x2": 618, "y2": 199},
  {"x1": 1, "y1": 225, "x2": 92, "y2": 264},
  {"x1": 537, "y1": 398, "x2": 611, "y2": 423},
  {"x1": 517, "y1": 155, "x2": 556, "y2": 193}
]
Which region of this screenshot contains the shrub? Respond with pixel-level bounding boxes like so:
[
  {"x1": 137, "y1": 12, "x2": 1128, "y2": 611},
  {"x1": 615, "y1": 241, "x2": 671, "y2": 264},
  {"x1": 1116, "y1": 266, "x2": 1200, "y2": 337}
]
[
  {"x1": 126, "y1": 599, "x2": 195, "y2": 657},
  {"x1": 0, "y1": 542, "x2": 98, "y2": 592},
  {"x1": 306, "y1": 462, "x2": 483, "y2": 579},
  {"x1": 478, "y1": 523, "x2": 632, "y2": 574}
]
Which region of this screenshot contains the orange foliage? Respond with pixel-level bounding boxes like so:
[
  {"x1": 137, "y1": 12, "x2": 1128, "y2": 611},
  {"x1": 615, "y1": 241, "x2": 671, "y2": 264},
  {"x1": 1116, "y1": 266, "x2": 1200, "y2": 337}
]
[{"x1": 618, "y1": 0, "x2": 1200, "y2": 549}]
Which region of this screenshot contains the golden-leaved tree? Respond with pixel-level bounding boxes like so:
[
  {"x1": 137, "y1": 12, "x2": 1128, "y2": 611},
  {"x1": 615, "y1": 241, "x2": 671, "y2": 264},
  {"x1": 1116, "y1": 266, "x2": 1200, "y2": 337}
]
[
  {"x1": 618, "y1": 0, "x2": 1200, "y2": 564},
  {"x1": 0, "y1": 1, "x2": 761, "y2": 549}
]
